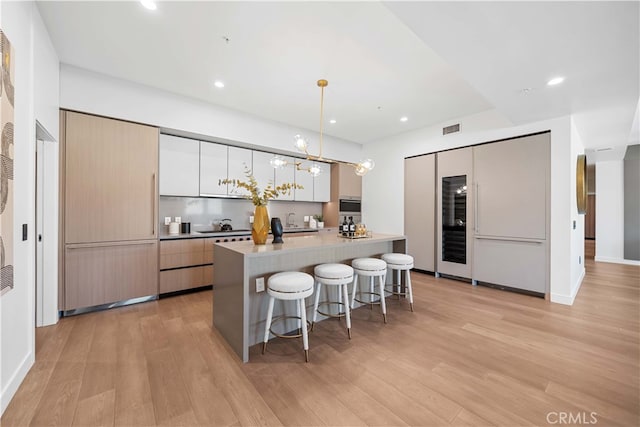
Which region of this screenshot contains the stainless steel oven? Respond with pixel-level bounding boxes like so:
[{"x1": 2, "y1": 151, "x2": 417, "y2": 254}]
[{"x1": 339, "y1": 197, "x2": 361, "y2": 218}]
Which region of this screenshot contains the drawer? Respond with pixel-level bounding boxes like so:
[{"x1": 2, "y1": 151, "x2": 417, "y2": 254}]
[
  {"x1": 160, "y1": 239, "x2": 205, "y2": 269},
  {"x1": 160, "y1": 266, "x2": 210, "y2": 294}
]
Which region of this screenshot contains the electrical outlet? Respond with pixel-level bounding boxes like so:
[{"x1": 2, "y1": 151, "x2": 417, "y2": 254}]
[
  {"x1": 249, "y1": 215, "x2": 254, "y2": 224},
  {"x1": 175, "y1": 216, "x2": 181, "y2": 224},
  {"x1": 256, "y1": 277, "x2": 265, "y2": 293},
  {"x1": 164, "y1": 217, "x2": 171, "y2": 225}
]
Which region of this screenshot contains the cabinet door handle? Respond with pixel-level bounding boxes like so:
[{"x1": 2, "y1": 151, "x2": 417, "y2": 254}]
[
  {"x1": 152, "y1": 173, "x2": 156, "y2": 236},
  {"x1": 474, "y1": 182, "x2": 479, "y2": 233}
]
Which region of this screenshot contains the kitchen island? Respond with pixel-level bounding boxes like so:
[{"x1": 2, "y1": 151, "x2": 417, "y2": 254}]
[{"x1": 213, "y1": 233, "x2": 406, "y2": 362}]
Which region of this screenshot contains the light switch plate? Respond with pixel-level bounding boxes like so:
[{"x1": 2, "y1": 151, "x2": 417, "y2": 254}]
[
  {"x1": 304, "y1": 216, "x2": 310, "y2": 222},
  {"x1": 249, "y1": 215, "x2": 254, "y2": 224},
  {"x1": 256, "y1": 277, "x2": 265, "y2": 293},
  {"x1": 164, "y1": 217, "x2": 171, "y2": 225},
  {"x1": 175, "y1": 216, "x2": 181, "y2": 224}
]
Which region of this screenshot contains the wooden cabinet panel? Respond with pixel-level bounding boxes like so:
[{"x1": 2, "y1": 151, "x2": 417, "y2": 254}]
[
  {"x1": 585, "y1": 194, "x2": 596, "y2": 239},
  {"x1": 159, "y1": 134, "x2": 200, "y2": 196},
  {"x1": 64, "y1": 112, "x2": 158, "y2": 243},
  {"x1": 160, "y1": 266, "x2": 211, "y2": 294},
  {"x1": 436, "y1": 147, "x2": 473, "y2": 279},
  {"x1": 404, "y1": 154, "x2": 435, "y2": 272},
  {"x1": 314, "y1": 165, "x2": 331, "y2": 202},
  {"x1": 203, "y1": 239, "x2": 215, "y2": 264},
  {"x1": 199, "y1": 141, "x2": 228, "y2": 196},
  {"x1": 160, "y1": 239, "x2": 205, "y2": 269},
  {"x1": 294, "y1": 166, "x2": 314, "y2": 201},
  {"x1": 473, "y1": 237, "x2": 547, "y2": 294},
  {"x1": 473, "y1": 133, "x2": 549, "y2": 240},
  {"x1": 227, "y1": 147, "x2": 253, "y2": 197},
  {"x1": 337, "y1": 163, "x2": 361, "y2": 197},
  {"x1": 64, "y1": 241, "x2": 158, "y2": 310}
]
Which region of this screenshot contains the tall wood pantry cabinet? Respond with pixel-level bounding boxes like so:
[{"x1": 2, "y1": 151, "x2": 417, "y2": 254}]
[{"x1": 60, "y1": 111, "x2": 159, "y2": 312}]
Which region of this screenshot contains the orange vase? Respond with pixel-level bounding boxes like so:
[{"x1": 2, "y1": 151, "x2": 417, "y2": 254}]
[{"x1": 252, "y1": 205, "x2": 270, "y2": 245}]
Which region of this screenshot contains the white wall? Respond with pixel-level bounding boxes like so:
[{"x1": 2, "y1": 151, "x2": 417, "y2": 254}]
[
  {"x1": 362, "y1": 111, "x2": 580, "y2": 305},
  {"x1": 570, "y1": 117, "x2": 586, "y2": 301},
  {"x1": 60, "y1": 65, "x2": 363, "y2": 164},
  {"x1": 595, "y1": 161, "x2": 625, "y2": 263},
  {"x1": 0, "y1": 1, "x2": 59, "y2": 415}
]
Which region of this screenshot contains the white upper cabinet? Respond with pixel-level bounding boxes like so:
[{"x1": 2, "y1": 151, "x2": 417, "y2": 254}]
[
  {"x1": 159, "y1": 134, "x2": 200, "y2": 197},
  {"x1": 314, "y1": 165, "x2": 331, "y2": 202},
  {"x1": 199, "y1": 141, "x2": 228, "y2": 196},
  {"x1": 227, "y1": 147, "x2": 253, "y2": 197},
  {"x1": 275, "y1": 156, "x2": 295, "y2": 201},
  {"x1": 294, "y1": 166, "x2": 314, "y2": 201},
  {"x1": 252, "y1": 151, "x2": 276, "y2": 191}
]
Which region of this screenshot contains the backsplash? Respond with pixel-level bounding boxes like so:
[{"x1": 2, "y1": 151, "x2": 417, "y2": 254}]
[{"x1": 159, "y1": 196, "x2": 323, "y2": 233}]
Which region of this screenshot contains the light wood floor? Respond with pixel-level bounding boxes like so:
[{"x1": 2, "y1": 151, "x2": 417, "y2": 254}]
[{"x1": 2, "y1": 257, "x2": 638, "y2": 426}]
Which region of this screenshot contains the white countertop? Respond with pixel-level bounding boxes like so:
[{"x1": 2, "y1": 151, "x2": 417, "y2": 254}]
[{"x1": 214, "y1": 232, "x2": 405, "y2": 257}]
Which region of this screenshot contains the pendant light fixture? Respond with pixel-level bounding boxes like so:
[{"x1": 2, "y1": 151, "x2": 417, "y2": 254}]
[{"x1": 270, "y1": 79, "x2": 375, "y2": 177}]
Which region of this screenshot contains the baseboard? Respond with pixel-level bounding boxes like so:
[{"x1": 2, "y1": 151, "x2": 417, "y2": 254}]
[
  {"x1": 550, "y1": 268, "x2": 585, "y2": 306},
  {"x1": 1, "y1": 350, "x2": 34, "y2": 415},
  {"x1": 594, "y1": 256, "x2": 640, "y2": 266}
]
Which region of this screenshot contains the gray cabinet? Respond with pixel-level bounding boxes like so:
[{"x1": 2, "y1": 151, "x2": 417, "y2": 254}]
[
  {"x1": 199, "y1": 142, "x2": 228, "y2": 197},
  {"x1": 252, "y1": 151, "x2": 276, "y2": 190},
  {"x1": 295, "y1": 166, "x2": 314, "y2": 201},
  {"x1": 404, "y1": 154, "x2": 435, "y2": 272},
  {"x1": 472, "y1": 133, "x2": 550, "y2": 294},
  {"x1": 159, "y1": 134, "x2": 200, "y2": 197},
  {"x1": 227, "y1": 147, "x2": 253, "y2": 197},
  {"x1": 436, "y1": 147, "x2": 473, "y2": 279},
  {"x1": 314, "y1": 167, "x2": 331, "y2": 202},
  {"x1": 275, "y1": 156, "x2": 295, "y2": 201}
]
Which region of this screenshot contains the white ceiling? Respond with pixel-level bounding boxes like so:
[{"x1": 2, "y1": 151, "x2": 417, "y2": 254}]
[{"x1": 37, "y1": 1, "x2": 639, "y2": 149}]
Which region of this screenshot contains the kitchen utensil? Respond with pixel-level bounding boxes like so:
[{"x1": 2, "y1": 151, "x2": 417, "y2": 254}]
[{"x1": 220, "y1": 219, "x2": 233, "y2": 232}]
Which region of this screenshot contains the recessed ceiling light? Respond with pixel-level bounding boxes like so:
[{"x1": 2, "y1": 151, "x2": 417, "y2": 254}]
[
  {"x1": 213, "y1": 81, "x2": 225, "y2": 89},
  {"x1": 140, "y1": 0, "x2": 157, "y2": 11},
  {"x1": 547, "y1": 76, "x2": 565, "y2": 86},
  {"x1": 329, "y1": 119, "x2": 336, "y2": 124},
  {"x1": 400, "y1": 116, "x2": 408, "y2": 122}
]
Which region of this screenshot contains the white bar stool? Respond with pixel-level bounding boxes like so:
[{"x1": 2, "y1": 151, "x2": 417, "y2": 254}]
[
  {"x1": 382, "y1": 253, "x2": 415, "y2": 312},
  {"x1": 312, "y1": 263, "x2": 355, "y2": 339},
  {"x1": 350, "y1": 258, "x2": 388, "y2": 323},
  {"x1": 262, "y1": 271, "x2": 315, "y2": 362}
]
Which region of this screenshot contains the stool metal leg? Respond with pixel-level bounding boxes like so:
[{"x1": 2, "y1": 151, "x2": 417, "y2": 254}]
[
  {"x1": 311, "y1": 281, "x2": 322, "y2": 330},
  {"x1": 342, "y1": 283, "x2": 352, "y2": 339},
  {"x1": 379, "y1": 273, "x2": 387, "y2": 323},
  {"x1": 369, "y1": 276, "x2": 374, "y2": 309},
  {"x1": 263, "y1": 296, "x2": 275, "y2": 354},
  {"x1": 299, "y1": 298, "x2": 309, "y2": 362}
]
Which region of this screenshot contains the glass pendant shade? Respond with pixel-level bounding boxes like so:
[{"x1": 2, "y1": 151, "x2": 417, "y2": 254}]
[
  {"x1": 309, "y1": 163, "x2": 322, "y2": 177},
  {"x1": 270, "y1": 155, "x2": 286, "y2": 169},
  {"x1": 293, "y1": 134, "x2": 308, "y2": 151}
]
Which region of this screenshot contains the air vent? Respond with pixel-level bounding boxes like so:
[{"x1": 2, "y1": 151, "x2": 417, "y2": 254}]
[{"x1": 443, "y1": 123, "x2": 460, "y2": 135}]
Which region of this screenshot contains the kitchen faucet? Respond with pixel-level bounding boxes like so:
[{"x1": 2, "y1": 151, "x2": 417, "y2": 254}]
[{"x1": 286, "y1": 212, "x2": 296, "y2": 227}]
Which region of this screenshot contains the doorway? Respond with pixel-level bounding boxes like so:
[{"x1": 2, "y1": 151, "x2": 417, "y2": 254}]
[{"x1": 35, "y1": 121, "x2": 58, "y2": 327}]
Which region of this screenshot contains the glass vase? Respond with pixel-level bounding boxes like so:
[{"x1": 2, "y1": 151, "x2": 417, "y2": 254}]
[{"x1": 252, "y1": 205, "x2": 270, "y2": 245}]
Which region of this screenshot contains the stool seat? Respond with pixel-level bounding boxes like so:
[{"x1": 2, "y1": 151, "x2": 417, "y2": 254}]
[
  {"x1": 315, "y1": 263, "x2": 354, "y2": 280},
  {"x1": 352, "y1": 258, "x2": 387, "y2": 273},
  {"x1": 381, "y1": 253, "x2": 414, "y2": 269},
  {"x1": 268, "y1": 271, "x2": 314, "y2": 294}
]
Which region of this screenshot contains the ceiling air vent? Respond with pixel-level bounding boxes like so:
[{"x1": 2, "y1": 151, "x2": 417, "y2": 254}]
[{"x1": 443, "y1": 123, "x2": 460, "y2": 135}]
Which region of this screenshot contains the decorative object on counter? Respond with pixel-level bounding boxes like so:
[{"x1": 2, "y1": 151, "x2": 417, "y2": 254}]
[
  {"x1": 180, "y1": 222, "x2": 191, "y2": 233},
  {"x1": 168, "y1": 222, "x2": 180, "y2": 235},
  {"x1": 271, "y1": 217, "x2": 284, "y2": 244},
  {"x1": 309, "y1": 216, "x2": 317, "y2": 229},
  {"x1": 314, "y1": 214, "x2": 324, "y2": 229},
  {"x1": 220, "y1": 166, "x2": 302, "y2": 245},
  {"x1": 220, "y1": 218, "x2": 233, "y2": 232},
  {"x1": 269, "y1": 79, "x2": 375, "y2": 177}
]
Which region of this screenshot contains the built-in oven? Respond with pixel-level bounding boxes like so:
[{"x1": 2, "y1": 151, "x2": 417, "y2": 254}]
[{"x1": 339, "y1": 197, "x2": 361, "y2": 222}]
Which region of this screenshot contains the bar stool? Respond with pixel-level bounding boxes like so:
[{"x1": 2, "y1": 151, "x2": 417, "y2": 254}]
[
  {"x1": 312, "y1": 263, "x2": 354, "y2": 339},
  {"x1": 382, "y1": 253, "x2": 415, "y2": 312},
  {"x1": 350, "y1": 258, "x2": 388, "y2": 323},
  {"x1": 262, "y1": 271, "x2": 314, "y2": 362}
]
